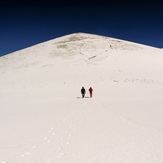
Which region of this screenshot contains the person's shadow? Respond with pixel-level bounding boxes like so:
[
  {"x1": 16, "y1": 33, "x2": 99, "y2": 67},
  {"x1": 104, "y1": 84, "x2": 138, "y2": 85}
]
[{"x1": 77, "y1": 96, "x2": 90, "y2": 99}]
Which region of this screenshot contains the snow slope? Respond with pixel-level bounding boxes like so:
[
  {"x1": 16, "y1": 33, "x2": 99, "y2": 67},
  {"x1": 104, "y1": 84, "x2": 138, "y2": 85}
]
[{"x1": 0, "y1": 33, "x2": 163, "y2": 163}]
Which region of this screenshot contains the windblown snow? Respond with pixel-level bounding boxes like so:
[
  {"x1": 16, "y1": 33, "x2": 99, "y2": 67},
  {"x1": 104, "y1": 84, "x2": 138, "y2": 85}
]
[{"x1": 0, "y1": 33, "x2": 163, "y2": 163}]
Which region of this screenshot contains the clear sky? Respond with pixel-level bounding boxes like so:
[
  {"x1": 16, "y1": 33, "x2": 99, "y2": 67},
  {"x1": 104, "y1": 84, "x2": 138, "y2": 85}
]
[{"x1": 0, "y1": 0, "x2": 163, "y2": 57}]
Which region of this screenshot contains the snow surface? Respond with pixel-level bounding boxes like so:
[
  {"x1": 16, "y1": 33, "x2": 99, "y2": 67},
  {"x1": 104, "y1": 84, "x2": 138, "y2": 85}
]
[{"x1": 0, "y1": 33, "x2": 163, "y2": 162}]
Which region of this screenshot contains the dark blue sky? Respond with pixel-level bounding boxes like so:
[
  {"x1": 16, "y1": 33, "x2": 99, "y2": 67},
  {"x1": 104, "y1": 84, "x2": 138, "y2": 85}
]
[{"x1": 0, "y1": 0, "x2": 163, "y2": 56}]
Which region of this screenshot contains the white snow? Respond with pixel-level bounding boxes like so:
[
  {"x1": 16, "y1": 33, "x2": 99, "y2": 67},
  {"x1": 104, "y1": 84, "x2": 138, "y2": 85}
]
[{"x1": 0, "y1": 33, "x2": 163, "y2": 163}]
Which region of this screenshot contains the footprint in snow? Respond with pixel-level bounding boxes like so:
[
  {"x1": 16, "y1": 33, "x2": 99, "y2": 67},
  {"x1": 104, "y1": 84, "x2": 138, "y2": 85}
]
[
  {"x1": 66, "y1": 141, "x2": 71, "y2": 145},
  {"x1": 48, "y1": 127, "x2": 54, "y2": 133},
  {"x1": 57, "y1": 122, "x2": 62, "y2": 125},
  {"x1": 44, "y1": 137, "x2": 48, "y2": 140},
  {"x1": 21, "y1": 152, "x2": 30, "y2": 157},
  {"x1": 58, "y1": 153, "x2": 65, "y2": 158},
  {"x1": 26, "y1": 152, "x2": 30, "y2": 155},
  {"x1": 31, "y1": 146, "x2": 37, "y2": 149}
]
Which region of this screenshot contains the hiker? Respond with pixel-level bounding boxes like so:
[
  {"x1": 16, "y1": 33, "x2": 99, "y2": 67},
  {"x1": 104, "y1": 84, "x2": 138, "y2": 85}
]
[
  {"x1": 89, "y1": 87, "x2": 93, "y2": 98},
  {"x1": 81, "y1": 87, "x2": 86, "y2": 98}
]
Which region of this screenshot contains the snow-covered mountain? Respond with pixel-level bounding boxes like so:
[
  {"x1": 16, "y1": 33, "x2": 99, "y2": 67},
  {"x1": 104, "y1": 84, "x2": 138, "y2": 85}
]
[
  {"x1": 0, "y1": 33, "x2": 162, "y2": 89},
  {"x1": 0, "y1": 33, "x2": 159, "y2": 68},
  {"x1": 0, "y1": 33, "x2": 163, "y2": 163}
]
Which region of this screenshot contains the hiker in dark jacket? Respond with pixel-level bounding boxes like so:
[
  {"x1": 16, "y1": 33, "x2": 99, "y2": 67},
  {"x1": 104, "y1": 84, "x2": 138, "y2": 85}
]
[{"x1": 81, "y1": 87, "x2": 86, "y2": 98}]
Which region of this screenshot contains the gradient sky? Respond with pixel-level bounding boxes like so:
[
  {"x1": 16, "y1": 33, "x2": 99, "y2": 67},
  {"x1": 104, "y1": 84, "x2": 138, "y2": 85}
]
[{"x1": 0, "y1": 0, "x2": 163, "y2": 56}]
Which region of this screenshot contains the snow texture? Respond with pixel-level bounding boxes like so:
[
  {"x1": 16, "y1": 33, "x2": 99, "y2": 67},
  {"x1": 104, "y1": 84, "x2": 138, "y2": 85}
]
[{"x1": 0, "y1": 33, "x2": 163, "y2": 163}]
